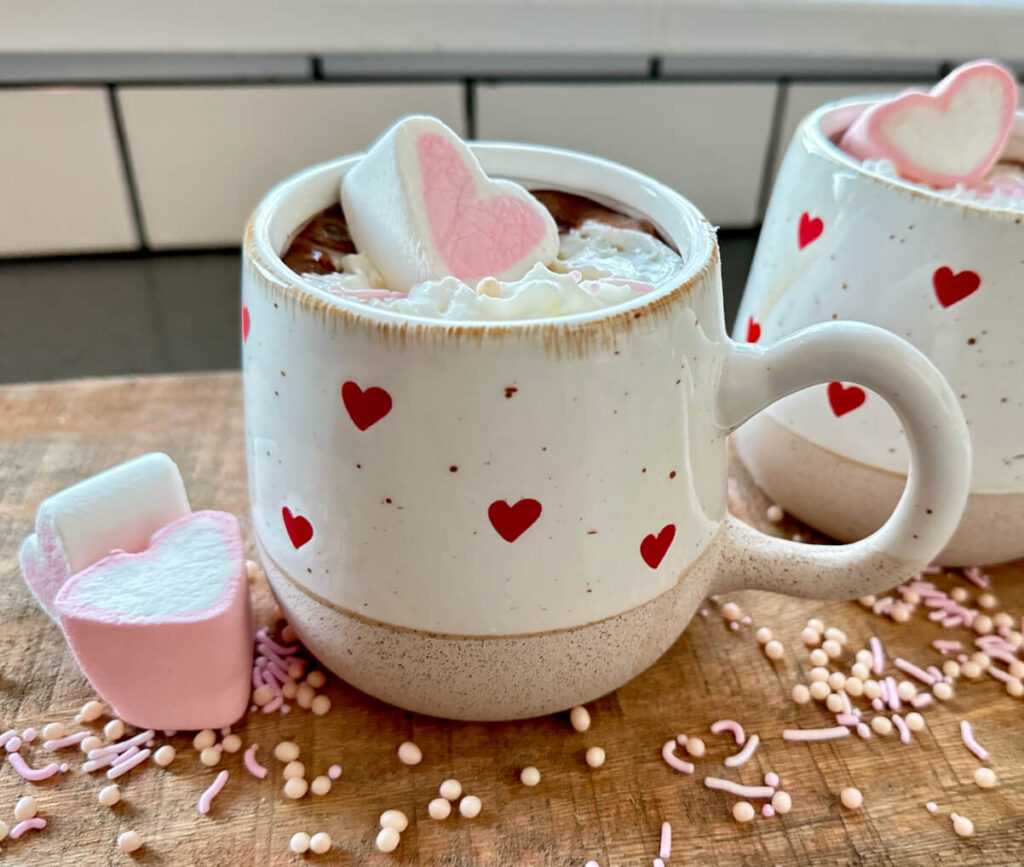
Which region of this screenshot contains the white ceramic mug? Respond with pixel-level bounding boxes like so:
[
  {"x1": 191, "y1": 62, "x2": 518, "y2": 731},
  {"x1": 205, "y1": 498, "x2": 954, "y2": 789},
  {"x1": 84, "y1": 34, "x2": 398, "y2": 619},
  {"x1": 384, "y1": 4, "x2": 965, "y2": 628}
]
[
  {"x1": 734, "y1": 98, "x2": 1024, "y2": 566},
  {"x1": 243, "y1": 143, "x2": 970, "y2": 720}
]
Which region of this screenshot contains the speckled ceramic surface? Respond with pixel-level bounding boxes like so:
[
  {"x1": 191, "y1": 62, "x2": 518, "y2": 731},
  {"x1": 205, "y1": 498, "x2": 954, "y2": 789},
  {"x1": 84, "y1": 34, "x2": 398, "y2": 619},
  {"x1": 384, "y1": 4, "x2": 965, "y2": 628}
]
[
  {"x1": 242, "y1": 143, "x2": 971, "y2": 719},
  {"x1": 734, "y1": 98, "x2": 1024, "y2": 565}
]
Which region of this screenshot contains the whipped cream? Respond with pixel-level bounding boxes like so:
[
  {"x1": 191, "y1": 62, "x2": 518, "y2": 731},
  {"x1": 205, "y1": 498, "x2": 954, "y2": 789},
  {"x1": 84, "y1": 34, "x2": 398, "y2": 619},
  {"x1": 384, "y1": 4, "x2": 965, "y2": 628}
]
[
  {"x1": 861, "y1": 158, "x2": 1024, "y2": 211},
  {"x1": 300, "y1": 221, "x2": 684, "y2": 321}
]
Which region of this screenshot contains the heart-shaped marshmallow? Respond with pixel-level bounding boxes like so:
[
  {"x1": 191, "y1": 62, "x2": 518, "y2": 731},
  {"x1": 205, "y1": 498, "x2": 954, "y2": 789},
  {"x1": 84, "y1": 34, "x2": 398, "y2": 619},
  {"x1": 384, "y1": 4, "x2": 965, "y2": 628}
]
[
  {"x1": 839, "y1": 60, "x2": 1018, "y2": 188},
  {"x1": 341, "y1": 115, "x2": 560, "y2": 291},
  {"x1": 54, "y1": 511, "x2": 253, "y2": 730},
  {"x1": 19, "y1": 452, "x2": 191, "y2": 619}
]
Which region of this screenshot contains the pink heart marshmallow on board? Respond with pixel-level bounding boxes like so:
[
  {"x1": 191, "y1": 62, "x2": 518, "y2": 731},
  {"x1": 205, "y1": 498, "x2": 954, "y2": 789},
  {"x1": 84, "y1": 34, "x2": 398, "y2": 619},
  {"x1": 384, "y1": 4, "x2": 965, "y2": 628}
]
[
  {"x1": 341, "y1": 115, "x2": 560, "y2": 291},
  {"x1": 54, "y1": 511, "x2": 253, "y2": 731},
  {"x1": 839, "y1": 60, "x2": 1018, "y2": 188}
]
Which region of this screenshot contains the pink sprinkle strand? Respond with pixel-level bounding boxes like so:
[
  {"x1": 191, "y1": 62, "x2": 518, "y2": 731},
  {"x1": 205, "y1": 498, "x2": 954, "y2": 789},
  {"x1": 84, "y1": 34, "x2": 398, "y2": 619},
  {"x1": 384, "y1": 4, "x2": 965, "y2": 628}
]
[
  {"x1": 42, "y1": 731, "x2": 89, "y2": 750},
  {"x1": 106, "y1": 748, "x2": 151, "y2": 779},
  {"x1": 710, "y1": 719, "x2": 746, "y2": 745},
  {"x1": 961, "y1": 566, "x2": 988, "y2": 588},
  {"x1": 869, "y1": 636, "x2": 885, "y2": 675},
  {"x1": 911, "y1": 694, "x2": 934, "y2": 709},
  {"x1": 111, "y1": 745, "x2": 140, "y2": 766},
  {"x1": 895, "y1": 658, "x2": 936, "y2": 685},
  {"x1": 724, "y1": 733, "x2": 760, "y2": 768},
  {"x1": 892, "y1": 714, "x2": 912, "y2": 744},
  {"x1": 885, "y1": 677, "x2": 901, "y2": 711},
  {"x1": 835, "y1": 714, "x2": 858, "y2": 727},
  {"x1": 198, "y1": 769, "x2": 229, "y2": 815},
  {"x1": 244, "y1": 743, "x2": 268, "y2": 779},
  {"x1": 932, "y1": 640, "x2": 962, "y2": 654},
  {"x1": 88, "y1": 729, "x2": 155, "y2": 759},
  {"x1": 704, "y1": 777, "x2": 775, "y2": 799},
  {"x1": 261, "y1": 695, "x2": 284, "y2": 714},
  {"x1": 7, "y1": 752, "x2": 61, "y2": 781},
  {"x1": 960, "y1": 720, "x2": 989, "y2": 761},
  {"x1": 659, "y1": 822, "x2": 671, "y2": 859},
  {"x1": 856, "y1": 723, "x2": 872, "y2": 739},
  {"x1": 661, "y1": 740, "x2": 694, "y2": 774},
  {"x1": 782, "y1": 726, "x2": 851, "y2": 742},
  {"x1": 10, "y1": 818, "x2": 46, "y2": 839},
  {"x1": 22, "y1": 728, "x2": 37, "y2": 743},
  {"x1": 0, "y1": 729, "x2": 17, "y2": 748}
]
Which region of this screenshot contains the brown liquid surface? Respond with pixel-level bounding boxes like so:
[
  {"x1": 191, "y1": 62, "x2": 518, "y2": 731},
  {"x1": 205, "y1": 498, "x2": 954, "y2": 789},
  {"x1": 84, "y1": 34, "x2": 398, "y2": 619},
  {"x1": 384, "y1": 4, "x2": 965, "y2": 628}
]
[{"x1": 281, "y1": 190, "x2": 662, "y2": 277}]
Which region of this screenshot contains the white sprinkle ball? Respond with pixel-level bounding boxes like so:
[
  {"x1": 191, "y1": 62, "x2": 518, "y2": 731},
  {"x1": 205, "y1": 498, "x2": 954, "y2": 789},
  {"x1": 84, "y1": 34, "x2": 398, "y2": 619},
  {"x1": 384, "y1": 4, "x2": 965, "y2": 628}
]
[
  {"x1": 732, "y1": 801, "x2": 755, "y2": 823},
  {"x1": 952, "y1": 813, "x2": 975, "y2": 837},
  {"x1": 311, "y1": 775, "x2": 331, "y2": 795},
  {"x1": 459, "y1": 795, "x2": 482, "y2": 818},
  {"x1": 871, "y1": 716, "x2": 893, "y2": 736},
  {"x1": 281, "y1": 624, "x2": 297, "y2": 643},
  {"x1": 766, "y1": 504, "x2": 784, "y2": 522},
  {"x1": 118, "y1": 830, "x2": 142, "y2": 853},
  {"x1": 311, "y1": 695, "x2": 332, "y2": 716},
  {"x1": 756, "y1": 627, "x2": 773, "y2": 644},
  {"x1": 846, "y1": 677, "x2": 864, "y2": 697},
  {"x1": 840, "y1": 787, "x2": 863, "y2": 809},
  {"x1": 397, "y1": 741, "x2": 422, "y2": 765},
  {"x1": 41, "y1": 722, "x2": 64, "y2": 740},
  {"x1": 439, "y1": 779, "x2": 462, "y2": 800},
  {"x1": 274, "y1": 741, "x2": 300, "y2": 762},
  {"x1": 973, "y1": 615, "x2": 994, "y2": 635},
  {"x1": 520, "y1": 766, "x2": 541, "y2": 786},
  {"x1": 14, "y1": 796, "x2": 38, "y2": 821},
  {"x1": 104, "y1": 719, "x2": 126, "y2": 741},
  {"x1": 897, "y1": 681, "x2": 917, "y2": 701},
  {"x1": 802, "y1": 627, "x2": 821, "y2": 646},
  {"x1": 771, "y1": 791, "x2": 792, "y2": 814},
  {"x1": 283, "y1": 760, "x2": 305, "y2": 780},
  {"x1": 962, "y1": 661, "x2": 983, "y2": 679},
  {"x1": 1009, "y1": 660, "x2": 1024, "y2": 679},
  {"x1": 310, "y1": 832, "x2": 332, "y2": 854},
  {"x1": 199, "y1": 746, "x2": 221, "y2": 767},
  {"x1": 289, "y1": 832, "x2": 310, "y2": 854},
  {"x1": 975, "y1": 767, "x2": 997, "y2": 788},
  {"x1": 306, "y1": 670, "x2": 327, "y2": 689},
  {"x1": 933, "y1": 681, "x2": 954, "y2": 701},
  {"x1": 585, "y1": 746, "x2": 606, "y2": 768},
  {"x1": 978, "y1": 593, "x2": 997, "y2": 610},
  {"x1": 855, "y1": 649, "x2": 873, "y2": 666},
  {"x1": 296, "y1": 684, "x2": 315, "y2": 709},
  {"x1": 892, "y1": 604, "x2": 911, "y2": 623},
  {"x1": 287, "y1": 662, "x2": 304, "y2": 680},
  {"x1": 1005, "y1": 678, "x2": 1023, "y2": 698},
  {"x1": 905, "y1": 712, "x2": 925, "y2": 732},
  {"x1": 826, "y1": 693, "x2": 845, "y2": 713},
  {"x1": 809, "y1": 666, "x2": 829, "y2": 683},
  {"x1": 284, "y1": 777, "x2": 308, "y2": 799},
  {"x1": 80, "y1": 700, "x2": 104, "y2": 722},
  {"x1": 942, "y1": 660, "x2": 960, "y2": 678},
  {"x1": 850, "y1": 662, "x2": 870, "y2": 681},
  {"x1": 722, "y1": 602, "x2": 742, "y2": 622},
  {"x1": 252, "y1": 685, "x2": 274, "y2": 707},
  {"x1": 951, "y1": 587, "x2": 969, "y2": 603},
  {"x1": 98, "y1": 784, "x2": 121, "y2": 807},
  {"x1": 81, "y1": 735, "x2": 102, "y2": 753},
  {"x1": 994, "y1": 612, "x2": 1015, "y2": 631},
  {"x1": 828, "y1": 672, "x2": 847, "y2": 691},
  {"x1": 0, "y1": 819, "x2": 9, "y2": 841},
  {"x1": 971, "y1": 651, "x2": 991, "y2": 668},
  {"x1": 823, "y1": 639, "x2": 842, "y2": 659},
  {"x1": 858, "y1": 596, "x2": 876, "y2": 607},
  {"x1": 282, "y1": 682, "x2": 298, "y2": 699},
  {"x1": 809, "y1": 681, "x2": 831, "y2": 701},
  {"x1": 153, "y1": 745, "x2": 176, "y2": 767},
  {"x1": 685, "y1": 737, "x2": 705, "y2": 758},
  {"x1": 791, "y1": 684, "x2": 811, "y2": 705},
  {"x1": 376, "y1": 827, "x2": 401, "y2": 853},
  {"x1": 380, "y1": 810, "x2": 408, "y2": 832},
  {"x1": 764, "y1": 640, "x2": 785, "y2": 660},
  {"x1": 824, "y1": 628, "x2": 847, "y2": 645},
  {"x1": 570, "y1": 705, "x2": 591, "y2": 732},
  {"x1": 863, "y1": 680, "x2": 882, "y2": 700},
  {"x1": 809, "y1": 649, "x2": 829, "y2": 667},
  {"x1": 428, "y1": 797, "x2": 452, "y2": 819},
  {"x1": 221, "y1": 734, "x2": 242, "y2": 753}
]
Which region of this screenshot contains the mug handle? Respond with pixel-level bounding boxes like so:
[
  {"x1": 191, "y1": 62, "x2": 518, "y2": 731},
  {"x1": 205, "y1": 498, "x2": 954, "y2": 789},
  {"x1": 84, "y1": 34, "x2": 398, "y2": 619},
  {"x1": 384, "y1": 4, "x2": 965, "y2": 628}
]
[{"x1": 712, "y1": 321, "x2": 971, "y2": 599}]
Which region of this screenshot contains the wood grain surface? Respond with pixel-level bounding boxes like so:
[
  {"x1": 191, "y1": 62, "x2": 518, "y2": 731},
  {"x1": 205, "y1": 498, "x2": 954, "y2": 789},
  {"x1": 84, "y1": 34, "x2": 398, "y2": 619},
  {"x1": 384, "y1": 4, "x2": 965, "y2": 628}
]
[{"x1": 1, "y1": 373, "x2": 1023, "y2": 866}]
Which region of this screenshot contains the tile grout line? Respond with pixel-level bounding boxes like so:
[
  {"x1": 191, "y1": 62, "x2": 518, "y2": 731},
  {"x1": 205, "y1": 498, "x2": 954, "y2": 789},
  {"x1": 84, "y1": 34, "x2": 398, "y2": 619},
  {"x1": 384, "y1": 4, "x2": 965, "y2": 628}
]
[{"x1": 106, "y1": 84, "x2": 150, "y2": 251}]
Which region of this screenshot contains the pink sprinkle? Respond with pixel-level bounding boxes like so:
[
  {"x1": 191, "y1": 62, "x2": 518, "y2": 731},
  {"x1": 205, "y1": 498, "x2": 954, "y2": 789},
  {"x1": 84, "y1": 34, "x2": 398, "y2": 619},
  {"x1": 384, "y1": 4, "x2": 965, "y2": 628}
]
[
  {"x1": 764, "y1": 772, "x2": 779, "y2": 788},
  {"x1": 835, "y1": 714, "x2": 858, "y2": 727},
  {"x1": 7, "y1": 752, "x2": 60, "y2": 781},
  {"x1": 106, "y1": 748, "x2": 151, "y2": 779},
  {"x1": 961, "y1": 566, "x2": 988, "y2": 588},
  {"x1": 762, "y1": 804, "x2": 776, "y2": 818},
  {"x1": 926, "y1": 666, "x2": 944, "y2": 681},
  {"x1": 88, "y1": 729, "x2": 155, "y2": 760},
  {"x1": 839, "y1": 690, "x2": 852, "y2": 715},
  {"x1": 856, "y1": 723, "x2": 872, "y2": 739},
  {"x1": 0, "y1": 729, "x2": 17, "y2": 748},
  {"x1": 256, "y1": 641, "x2": 290, "y2": 670},
  {"x1": 740, "y1": 616, "x2": 752, "y2": 625},
  {"x1": 244, "y1": 743, "x2": 267, "y2": 779},
  {"x1": 710, "y1": 719, "x2": 746, "y2": 745},
  {"x1": 709, "y1": 595, "x2": 721, "y2": 603},
  {"x1": 10, "y1": 817, "x2": 46, "y2": 839},
  {"x1": 926, "y1": 801, "x2": 939, "y2": 814},
  {"x1": 724, "y1": 733, "x2": 759, "y2": 768},
  {"x1": 260, "y1": 669, "x2": 281, "y2": 691},
  {"x1": 942, "y1": 615, "x2": 965, "y2": 629},
  {"x1": 895, "y1": 658, "x2": 936, "y2": 686},
  {"x1": 280, "y1": 705, "x2": 291, "y2": 714},
  {"x1": 251, "y1": 666, "x2": 264, "y2": 689},
  {"x1": 267, "y1": 660, "x2": 291, "y2": 684},
  {"x1": 932, "y1": 640, "x2": 962, "y2": 654},
  {"x1": 782, "y1": 726, "x2": 850, "y2": 742},
  {"x1": 198, "y1": 769, "x2": 229, "y2": 815},
  {"x1": 111, "y1": 745, "x2": 140, "y2": 766},
  {"x1": 870, "y1": 636, "x2": 885, "y2": 675},
  {"x1": 82, "y1": 753, "x2": 117, "y2": 773},
  {"x1": 654, "y1": 861, "x2": 665, "y2": 867},
  {"x1": 922, "y1": 565, "x2": 942, "y2": 574},
  {"x1": 983, "y1": 647, "x2": 1019, "y2": 668},
  {"x1": 873, "y1": 597, "x2": 894, "y2": 616},
  {"x1": 676, "y1": 734, "x2": 687, "y2": 745},
  {"x1": 261, "y1": 695, "x2": 284, "y2": 714},
  {"x1": 703, "y1": 777, "x2": 774, "y2": 798},
  {"x1": 607, "y1": 278, "x2": 655, "y2": 294},
  {"x1": 42, "y1": 731, "x2": 89, "y2": 751},
  {"x1": 699, "y1": 608, "x2": 709, "y2": 617},
  {"x1": 960, "y1": 720, "x2": 989, "y2": 761},
  {"x1": 327, "y1": 764, "x2": 342, "y2": 780},
  {"x1": 729, "y1": 622, "x2": 740, "y2": 631},
  {"x1": 256, "y1": 628, "x2": 299, "y2": 656},
  {"x1": 661, "y1": 740, "x2": 694, "y2": 774},
  {"x1": 885, "y1": 677, "x2": 901, "y2": 711},
  {"x1": 872, "y1": 698, "x2": 885, "y2": 712},
  {"x1": 568, "y1": 270, "x2": 582, "y2": 283},
  {"x1": 987, "y1": 666, "x2": 1016, "y2": 685},
  {"x1": 892, "y1": 714, "x2": 912, "y2": 744},
  {"x1": 911, "y1": 694, "x2": 934, "y2": 709},
  {"x1": 957, "y1": 653, "x2": 969, "y2": 663},
  {"x1": 21, "y1": 728, "x2": 37, "y2": 743},
  {"x1": 659, "y1": 822, "x2": 671, "y2": 859},
  {"x1": 5, "y1": 736, "x2": 22, "y2": 753}
]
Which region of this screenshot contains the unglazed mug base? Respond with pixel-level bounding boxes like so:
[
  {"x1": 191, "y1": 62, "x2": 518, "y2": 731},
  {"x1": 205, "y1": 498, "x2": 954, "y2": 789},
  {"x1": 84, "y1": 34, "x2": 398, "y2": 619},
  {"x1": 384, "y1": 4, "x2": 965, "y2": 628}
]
[
  {"x1": 734, "y1": 413, "x2": 1024, "y2": 567},
  {"x1": 258, "y1": 533, "x2": 717, "y2": 721}
]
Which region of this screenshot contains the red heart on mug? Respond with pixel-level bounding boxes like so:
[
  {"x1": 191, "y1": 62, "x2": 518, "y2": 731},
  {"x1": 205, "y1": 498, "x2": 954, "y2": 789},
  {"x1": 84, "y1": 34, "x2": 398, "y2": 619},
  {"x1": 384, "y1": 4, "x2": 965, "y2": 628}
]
[
  {"x1": 746, "y1": 316, "x2": 762, "y2": 343},
  {"x1": 342, "y1": 381, "x2": 393, "y2": 431},
  {"x1": 798, "y1": 212, "x2": 824, "y2": 250},
  {"x1": 242, "y1": 305, "x2": 251, "y2": 343},
  {"x1": 640, "y1": 523, "x2": 676, "y2": 569},
  {"x1": 827, "y1": 382, "x2": 866, "y2": 417},
  {"x1": 933, "y1": 266, "x2": 980, "y2": 308},
  {"x1": 282, "y1": 506, "x2": 313, "y2": 549},
  {"x1": 488, "y1": 498, "x2": 542, "y2": 543}
]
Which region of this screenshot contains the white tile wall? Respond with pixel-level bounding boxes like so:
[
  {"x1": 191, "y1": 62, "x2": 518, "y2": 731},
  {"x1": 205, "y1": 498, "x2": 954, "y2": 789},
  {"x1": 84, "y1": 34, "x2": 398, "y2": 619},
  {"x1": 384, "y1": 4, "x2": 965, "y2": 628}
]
[
  {"x1": 0, "y1": 88, "x2": 138, "y2": 256},
  {"x1": 476, "y1": 82, "x2": 778, "y2": 227},
  {"x1": 117, "y1": 84, "x2": 465, "y2": 248}
]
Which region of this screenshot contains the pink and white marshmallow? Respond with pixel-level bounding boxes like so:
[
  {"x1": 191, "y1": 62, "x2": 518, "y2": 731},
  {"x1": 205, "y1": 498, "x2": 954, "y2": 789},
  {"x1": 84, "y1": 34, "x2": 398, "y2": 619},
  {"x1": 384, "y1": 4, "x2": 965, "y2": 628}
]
[
  {"x1": 341, "y1": 115, "x2": 560, "y2": 291},
  {"x1": 19, "y1": 453, "x2": 191, "y2": 617},
  {"x1": 840, "y1": 60, "x2": 1018, "y2": 188},
  {"x1": 54, "y1": 511, "x2": 252, "y2": 730}
]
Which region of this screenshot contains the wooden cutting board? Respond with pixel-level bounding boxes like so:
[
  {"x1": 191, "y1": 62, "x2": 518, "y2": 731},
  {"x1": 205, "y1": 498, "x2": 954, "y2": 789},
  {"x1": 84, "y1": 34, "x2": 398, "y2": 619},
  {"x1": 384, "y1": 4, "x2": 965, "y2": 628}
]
[{"x1": 1, "y1": 373, "x2": 1022, "y2": 866}]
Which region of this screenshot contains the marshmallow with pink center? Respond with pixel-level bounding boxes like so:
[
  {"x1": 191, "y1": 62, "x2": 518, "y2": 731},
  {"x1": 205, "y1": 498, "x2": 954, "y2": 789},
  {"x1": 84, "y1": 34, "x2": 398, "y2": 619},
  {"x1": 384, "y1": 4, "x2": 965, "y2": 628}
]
[
  {"x1": 341, "y1": 115, "x2": 560, "y2": 291},
  {"x1": 839, "y1": 60, "x2": 1018, "y2": 188},
  {"x1": 19, "y1": 452, "x2": 191, "y2": 618},
  {"x1": 54, "y1": 511, "x2": 253, "y2": 730}
]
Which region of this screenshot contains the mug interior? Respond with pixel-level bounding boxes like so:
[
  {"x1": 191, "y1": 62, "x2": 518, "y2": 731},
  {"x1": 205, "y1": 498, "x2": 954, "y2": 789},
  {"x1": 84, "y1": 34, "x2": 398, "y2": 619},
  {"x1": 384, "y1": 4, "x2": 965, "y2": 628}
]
[
  {"x1": 249, "y1": 142, "x2": 716, "y2": 328},
  {"x1": 802, "y1": 94, "x2": 1024, "y2": 217}
]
